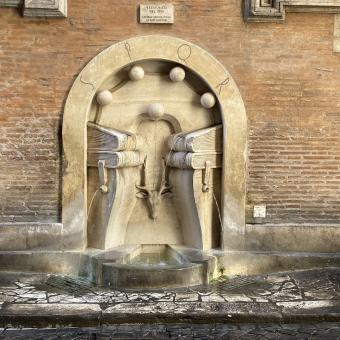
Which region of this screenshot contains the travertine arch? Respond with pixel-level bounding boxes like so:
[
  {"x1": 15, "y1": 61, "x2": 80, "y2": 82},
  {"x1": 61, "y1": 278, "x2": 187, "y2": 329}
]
[{"x1": 62, "y1": 35, "x2": 247, "y2": 251}]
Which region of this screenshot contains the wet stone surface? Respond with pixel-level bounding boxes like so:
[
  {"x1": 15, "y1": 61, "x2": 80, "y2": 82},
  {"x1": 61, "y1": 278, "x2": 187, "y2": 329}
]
[{"x1": 1, "y1": 268, "x2": 340, "y2": 337}]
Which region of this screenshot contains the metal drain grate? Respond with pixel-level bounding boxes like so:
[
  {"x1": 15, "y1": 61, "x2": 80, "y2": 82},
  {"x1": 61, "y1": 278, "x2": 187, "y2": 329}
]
[
  {"x1": 45, "y1": 275, "x2": 95, "y2": 295},
  {"x1": 212, "y1": 276, "x2": 258, "y2": 292}
]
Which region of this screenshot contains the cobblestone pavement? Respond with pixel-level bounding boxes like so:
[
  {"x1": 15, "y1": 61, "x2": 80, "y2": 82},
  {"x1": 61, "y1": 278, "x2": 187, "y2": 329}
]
[
  {"x1": 1, "y1": 268, "x2": 340, "y2": 338},
  {"x1": 2, "y1": 267, "x2": 340, "y2": 306}
]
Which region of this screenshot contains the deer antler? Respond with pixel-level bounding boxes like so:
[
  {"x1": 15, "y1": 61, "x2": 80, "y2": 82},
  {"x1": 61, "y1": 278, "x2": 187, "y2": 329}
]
[
  {"x1": 135, "y1": 156, "x2": 151, "y2": 194},
  {"x1": 158, "y1": 159, "x2": 172, "y2": 196}
]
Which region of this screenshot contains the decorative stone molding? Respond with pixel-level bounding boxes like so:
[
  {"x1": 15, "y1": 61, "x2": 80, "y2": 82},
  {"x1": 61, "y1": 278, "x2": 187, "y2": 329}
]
[
  {"x1": 244, "y1": 0, "x2": 340, "y2": 22},
  {"x1": 0, "y1": 0, "x2": 67, "y2": 18}
]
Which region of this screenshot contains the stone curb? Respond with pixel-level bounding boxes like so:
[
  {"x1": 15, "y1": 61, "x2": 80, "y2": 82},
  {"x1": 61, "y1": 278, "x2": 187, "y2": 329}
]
[{"x1": 1, "y1": 301, "x2": 340, "y2": 328}]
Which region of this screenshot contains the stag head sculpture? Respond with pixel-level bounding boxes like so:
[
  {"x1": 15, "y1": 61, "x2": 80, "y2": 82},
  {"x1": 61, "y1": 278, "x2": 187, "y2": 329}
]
[{"x1": 136, "y1": 159, "x2": 172, "y2": 219}]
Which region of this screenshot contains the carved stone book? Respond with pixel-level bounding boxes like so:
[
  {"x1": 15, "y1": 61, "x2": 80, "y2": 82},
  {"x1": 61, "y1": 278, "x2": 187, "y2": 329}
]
[
  {"x1": 87, "y1": 151, "x2": 144, "y2": 168},
  {"x1": 167, "y1": 124, "x2": 223, "y2": 153},
  {"x1": 88, "y1": 122, "x2": 139, "y2": 152},
  {"x1": 166, "y1": 151, "x2": 222, "y2": 169}
]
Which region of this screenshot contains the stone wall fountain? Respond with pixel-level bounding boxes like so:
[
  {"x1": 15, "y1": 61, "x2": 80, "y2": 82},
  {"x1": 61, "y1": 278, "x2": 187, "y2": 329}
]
[
  {"x1": 62, "y1": 35, "x2": 247, "y2": 289},
  {"x1": 87, "y1": 61, "x2": 222, "y2": 250}
]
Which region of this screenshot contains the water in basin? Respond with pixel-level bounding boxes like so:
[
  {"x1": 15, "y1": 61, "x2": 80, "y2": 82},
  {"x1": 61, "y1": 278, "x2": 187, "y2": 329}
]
[{"x1": 126, "y1": 245, "x2": 187, "y2": 267}]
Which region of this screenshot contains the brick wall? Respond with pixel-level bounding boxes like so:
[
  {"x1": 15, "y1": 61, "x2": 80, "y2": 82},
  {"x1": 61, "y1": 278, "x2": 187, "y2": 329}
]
[
  {"x1": 0, "y1": 0, "x2": 339, "y2": 224},
  {"x1": 245, "y1": 16, "x2": 340, "y2": 224}
]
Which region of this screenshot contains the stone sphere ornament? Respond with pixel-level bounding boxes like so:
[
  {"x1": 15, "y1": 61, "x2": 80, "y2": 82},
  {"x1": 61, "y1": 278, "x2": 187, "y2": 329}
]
[
  {"x1": 148, "y1": 103, "x2": 165, "y2": 119},
  {"x1": 96, "y1": 90, "x2": 113, "y2": 106},
  {"x1": 200, "y1": 92, "x2": 216, "y2": 109},
  {"x1": 169, "y1": 67, "x2": 186, "y2": 82},
  {"x1": 129, "y1": 65, "x2": 145, "y2": 81}
]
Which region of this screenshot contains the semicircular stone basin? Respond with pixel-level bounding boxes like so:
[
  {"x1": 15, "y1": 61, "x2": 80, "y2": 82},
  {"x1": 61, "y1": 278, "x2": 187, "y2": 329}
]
[{"x1": 81, "y1": 244, "x2": 216, "y2": 289}]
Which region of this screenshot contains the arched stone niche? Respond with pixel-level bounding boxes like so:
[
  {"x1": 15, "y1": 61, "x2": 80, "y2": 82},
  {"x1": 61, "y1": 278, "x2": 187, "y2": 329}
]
[{"x1": 62, "y1": 35, "x2": 247, "y2": 251}]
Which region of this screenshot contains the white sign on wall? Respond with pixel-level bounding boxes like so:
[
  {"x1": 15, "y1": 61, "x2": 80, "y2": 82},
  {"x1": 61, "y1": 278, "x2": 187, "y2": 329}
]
[
  {"x1": 139, "y1": 4, "x2": 174, "y2": 24},
  {"x1": 253, "y1": 205, "x2": 266, "y2": 218}
]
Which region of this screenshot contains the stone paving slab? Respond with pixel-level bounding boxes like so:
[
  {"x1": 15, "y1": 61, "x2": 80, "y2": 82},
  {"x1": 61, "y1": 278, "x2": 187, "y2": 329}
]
[
  {"x1": 1, "y1": 303, "x2": 102, "y2": 327},
  {"x1": 1, "y1": 323, "x2": 340, "y2": 339},
  {"x1": 1, "y1": 267, "x2": 340, "y2": 328},
  {"x1": 102, "y1": 301, "x2": 283, "y2": 324}
]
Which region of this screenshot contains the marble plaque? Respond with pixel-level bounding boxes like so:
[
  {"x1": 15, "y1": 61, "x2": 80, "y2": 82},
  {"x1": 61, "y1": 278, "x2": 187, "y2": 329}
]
[
  {"x1": 253, "y1": 205, "x2": 266, "y2": 218},
  {"x1": 139, "y1": 4, "x2": 174, "y2": 24}
]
